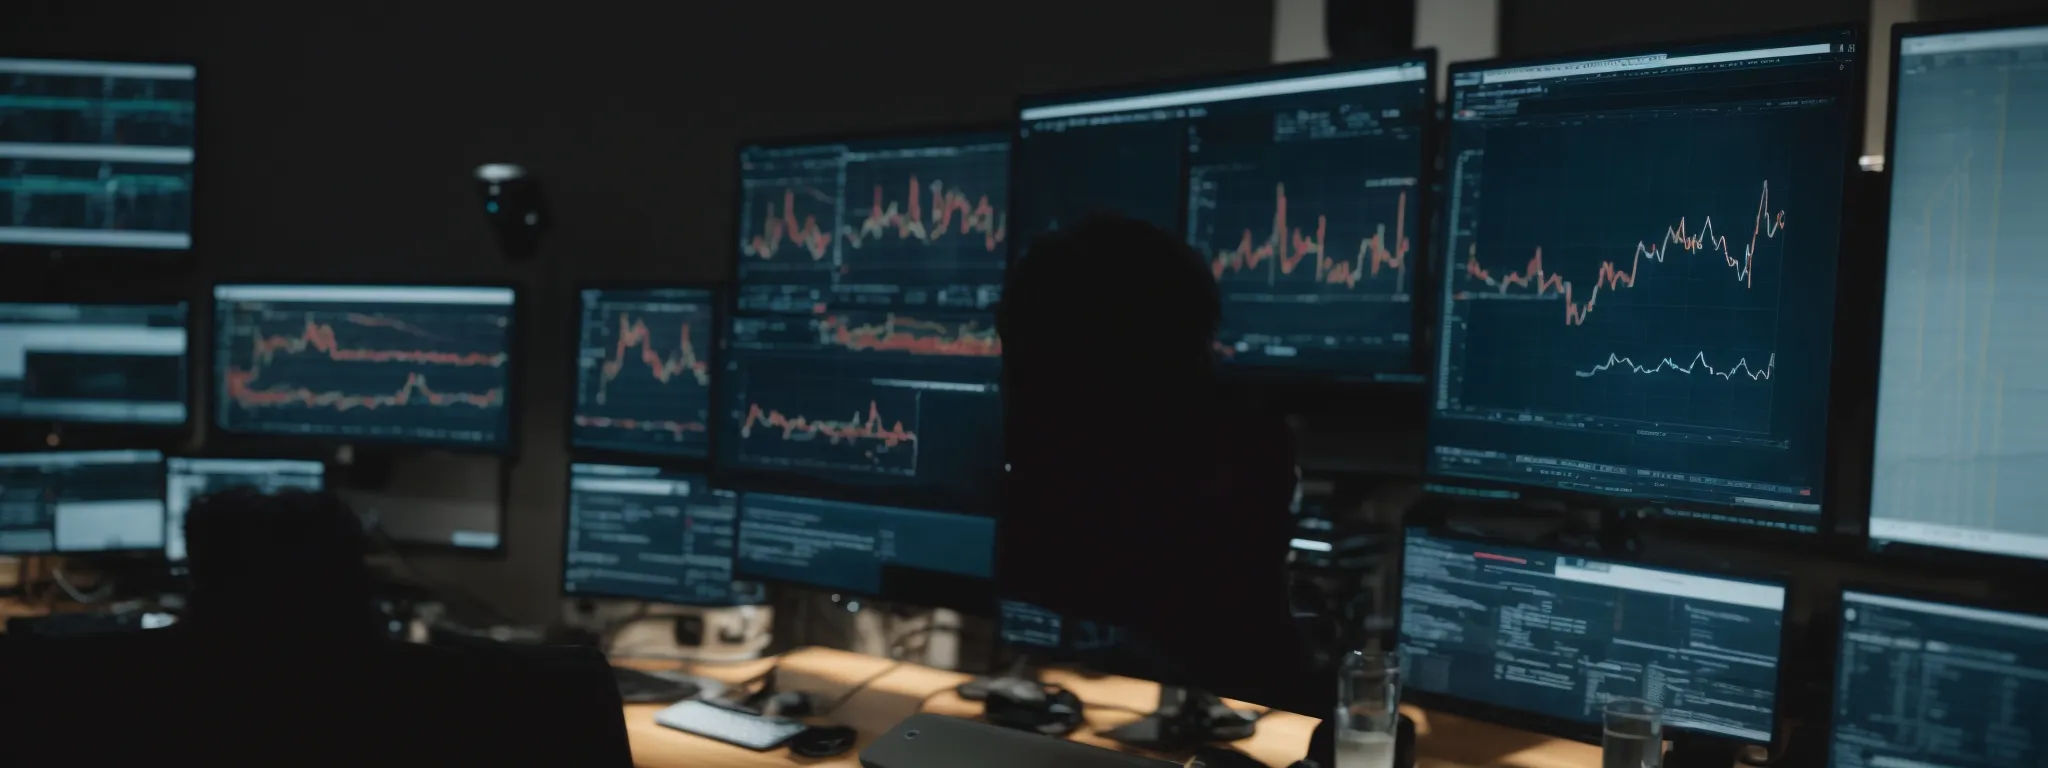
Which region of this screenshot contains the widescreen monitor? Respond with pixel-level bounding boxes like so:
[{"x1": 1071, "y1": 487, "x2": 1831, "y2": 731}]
[
  {"x1": 734, "y1": 491, "x2": 993, "y2": 610},
  {"x1": 0, "y1": 302, "x2": 187, "y2": 426},
  {"x1": 212, "y1": 284, "x2": 516, "y2": 451},
  {"x1": 723, "y1": 130, "x2": 1005, "y2": 509},
  {"x1": 1014, "y1": 54, "x2": 1434, "y2": 381},
  {"x1": 1868, "y1": 20, "x2": 2048, "y2": 563},
  {"x1": 0, "y1": 57, "x2": 196, "y2": 255},
  {"x1": 1424, "y1": 29, "x2": 1862, "y2": 532},
  {"x1": 1400, "y1": 528, "x2": 1787, "y2": 744},
  {"x1": 562, "y1": 463, "x2": 764, "y2": 606},
  {"x1": 1830, "y1": 589, "x2": 2048, "y2": 767},
  {"x1": 570, "y1": 287, "x2": 716, "y2": 460},
  {"x1": 163, "y1": 457, "x2": 324, "y2": 564},
  {"x1": 0, "y1": 449, "x2": 165, "y2": 553}
]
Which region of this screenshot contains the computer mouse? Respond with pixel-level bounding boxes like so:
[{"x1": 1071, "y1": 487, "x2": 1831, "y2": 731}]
[{"x1": 789, "y1": 725, "x2": 858, "y2": 758}]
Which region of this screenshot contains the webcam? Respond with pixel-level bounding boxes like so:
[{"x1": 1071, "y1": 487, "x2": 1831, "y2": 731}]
[{"x1": 473, "y1": 163, "x2": 547, "y2": 261}]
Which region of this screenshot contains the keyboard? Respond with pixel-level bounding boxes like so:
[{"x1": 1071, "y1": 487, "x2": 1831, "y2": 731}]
[
  {"x1": 612, "y1": 666, "x2": 702, "y2": 703},
  {"x1": 653, "y1": 699, "x2": 809, "y2": 751}
]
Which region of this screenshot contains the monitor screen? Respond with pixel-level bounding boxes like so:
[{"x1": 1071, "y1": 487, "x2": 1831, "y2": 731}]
[
  {"x1": 0, "y1": 302, "x2": 186, "y2": 425},
  {"x1": 164, "y1": 457, "x2": 324, "y2": 563},
  {"x1": 0, "y1": 449, "x2": 165, "y2": 553},
  {"x1": 1831, "y1": 589, "x2": 2048, "y2": 767},
  {"x1": 1400, "y1": 528, "x2": 1786, "y2": 743},
  {"x1": 1869, "y1": 23, "x2": 2048, "y2": 562},
  {"x1": 1015, "y1": 56, "x2": 1433, "y2": 380},
  {"x1": 735, "y1": 491, "x2": 993, "y2": 607},
  {"x1": 212, "y1": 285, "x2": 516, "y2": 450},
  {"x1": 562, "y1": 463, "x2": 764, "y2": 606},
  {"x1": 571, "y1": 287, "x2": 716, "y2": 459},
  {"x1": 1425, "y1": 30, "x2": 1861, "y2": 530},
  {"x1": 0, "y1": 57, "x2": 196, "y2": 253}
]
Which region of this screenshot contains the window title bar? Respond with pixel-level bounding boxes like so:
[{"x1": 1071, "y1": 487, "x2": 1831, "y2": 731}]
[
  {"x1": 214, "y1": 285, "x2": 515, "y2": 306},
  {"x1": 1904, "y1": 25, "x2": 2048, "y2": 56},
  {"x1": 1476, "y1": 43, "x2": 1835, "y2": 84},
  {"x1": 1022, "y1": 63, "x2": 1427, "y2": 121}
]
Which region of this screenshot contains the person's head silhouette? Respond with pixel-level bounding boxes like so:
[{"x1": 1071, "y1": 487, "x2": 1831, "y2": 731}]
[{"x1": 183, "y1": 488, "x2": 380, "y2": 643}]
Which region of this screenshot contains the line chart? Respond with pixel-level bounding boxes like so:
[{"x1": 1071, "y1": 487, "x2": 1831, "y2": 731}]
[
  {"x1": 739, "y1": 400, "x2": 918, "y2": 448},
  {"x1": 819, "y1": 313, "x2": 1000, "y2": 357},
  {"x1": 1459, "y1": 180, "x2": 1786, "y2": 327},
  {"x1": 740, "y1": 185, "x2": 835, "y2": 262},
  {"x1": 596, "y1": 314, "x2": 710, "y2": 401},
  {"x1": 1207, "y1": 183, "x2": 1409, "y2": 295},
  {"x1": 735, "y1": 385, "x2": 921, "y2": 476},
  {"x1": 572, "y1": 290, "x2": 717, "y2": 457},
  {"x1": 839, "y1": 175, "x2": 1006, "y2": 253},
  {"x1": 225, "y1": 370, "x2": 503, "y2": 411},
  {"x1": 1574, "y1": 351, "x2": 1776, "y2": 380}
]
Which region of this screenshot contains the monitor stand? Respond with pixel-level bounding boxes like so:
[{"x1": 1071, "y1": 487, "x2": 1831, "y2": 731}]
[{"x1": 1102, "y1": 686, "x2": 1259, "y2": 752}]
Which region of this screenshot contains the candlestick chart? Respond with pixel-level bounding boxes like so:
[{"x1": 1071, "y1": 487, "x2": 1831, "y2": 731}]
[
  {"x1": 214, "y1": 300, "x2": 513, "y2": 447},
  {"x1": 572, "y1": 288, "x2": 716, "y2": 458}
]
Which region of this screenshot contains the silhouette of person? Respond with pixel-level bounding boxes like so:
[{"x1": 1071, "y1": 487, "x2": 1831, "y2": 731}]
[
  {"x1": 181, "y1": 487, "x2": 385, "y2": 645},
  {"x1": 997, "y1": 214, "x2": 1328, "y2": 731}
]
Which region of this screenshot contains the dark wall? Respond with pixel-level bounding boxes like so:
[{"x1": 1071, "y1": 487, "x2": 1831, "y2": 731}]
[
  {"x1": 1499, "y1": 0, "x2": 1870, "y2": 58},
  {"x1": 3, "y1": 0, "x2": 1276, "y2": 621}
]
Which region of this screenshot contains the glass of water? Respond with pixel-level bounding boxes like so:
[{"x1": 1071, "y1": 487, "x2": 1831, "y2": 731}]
[
  {"x1": 1335, "y1": 650, "x2": 1401, "y2": 768},
  {"x1": 1603, "y1": 698, "x2": 1664, "y2": 768}
]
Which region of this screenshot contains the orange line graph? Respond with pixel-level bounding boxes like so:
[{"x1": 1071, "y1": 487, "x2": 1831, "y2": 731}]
[
  {"x1": 573, "y1": 415, "x2": 706, "y2": 438},
  {"x1": 250, "y1": 315, "x2": 508, "y2": 369},
  {"x1": 224, "y1": 369, "x2": 502, "y2": 411},
  {"x1": 742, "y1": 187, "x2": 833, "y2": 261},
  {"x1": 1208, "y1": 183, "x2": 1409, "y2": 293},
  {"x1": 840, "y1": 175, "x2": 1006, "y2": 252},
  {"x1": 738, "y1": 400, "x2": 917, "y2": 448},
  {"x1": 595, "y1": 313, "x2": 710, "y2": 404},
  {"x1": 1460, "y1": 181, "x2": 1786, "y2": 326},
  {"x1": 820, "y1": 313, "x2": 1000, "y2": 357}
]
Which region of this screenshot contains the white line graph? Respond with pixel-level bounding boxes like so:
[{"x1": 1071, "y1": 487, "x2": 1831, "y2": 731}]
[{"x1": 1574, "y1": 351, "x2": 1776, "y2": 380}]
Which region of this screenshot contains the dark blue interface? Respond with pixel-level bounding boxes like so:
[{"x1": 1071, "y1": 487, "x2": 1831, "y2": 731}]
[
  {"x1": 571, "y1": 288, "x2": 716, "y2": 459},
  {"x1": 1831, "y1": 591, "x2": 2048, "y2": 768},
  {"x1": 1427, "y1": 30, "x2": 1859, "y2": 529},
  {"x1": 213, "y1": 285, "x2": 516, "y2": 450},
  {"x1": 562, "y1": 464, "x2": 763, "y2": 606},
  {"x1": 1401, "y1": 529, "x2": 1786, "y2": 742},
  {"x1": 0, "y1": 57, "x2": 196, "y2": 252},
  {"x1": 164, "y1": 458, "x2": 324, "y2": 563},
  {"x1": 0, "y1": 302, "x2": 186, "y2": 426},
  {"x1": 0, "y1": 450, "x2": 165, "y2": 554},
  {"x1": 1015, "y1": 57, "x2": 1432, "y2": 380},
  {"x1": 735, "y1": 492, "x2": 993, "y2": 603}
]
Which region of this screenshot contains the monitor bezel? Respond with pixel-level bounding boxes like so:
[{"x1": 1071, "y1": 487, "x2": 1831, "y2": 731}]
[
  {"x1": 729, "y1": 489, "x2": 997, "y2": 615},
  {"x1": 0, "y1": 297, "x2": 196, "y2": 447},
  {"x1": 0, "y1": 447, "x2": 170, "y2": 556},
  {"x1": 555, "y1": 462, "x2": 766, "y2": 608},
  {"x1": 206, "y1": 280, "x2": 525, "y2": 457},
  {"x1": 563, "y1": 281, "x2": 723, "y2": 467},
  {"x1": 1419, "y1": 25, "x2": 1867, "y2": 539},
  {"x1": 718, "y1": 122, "x2": 1010, "y2": 514},
  {"x1": 0, "y1": 53, "x2": 203, "y2": 269},
  {"x1": 1010, "y1": 50, "x2": 1442, "y2": 390},
  {"x1": 1395, "y1": 524, "x2": 1795, "y2": 748},
  {"x1": 1855, "y1": 13, "x2": 2048, "y2": 573}
]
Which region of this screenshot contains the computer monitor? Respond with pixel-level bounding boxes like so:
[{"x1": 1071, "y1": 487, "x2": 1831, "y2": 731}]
[
  {"x1": 1014, "y1": 54, "x2": 1434, "y2": 381},
  {"x1": 212, "y1": 284, "x2": 517, "y2": 451},
  {"x1": 722, "y1": 130, "x2": 1006, "y2": 509},
  {"x1": 734, "y1": 491, "x2": 993, "y2": 610},
  {"x1": 1399, "y1": 527, "x2": 1787, "y2": 745},
  {"x1": 0, "y1": 449, "x2": 166, "y2": 554},
  {"x1": 0, "y1": 57, "x2": 197, "y2": 255},
  {"x1": 0, "y1": 302, "x2": 187, "y2": 426},
  {"x1": 1424, "y1": 29, "x2": 1862, "y2": 532},
  {"x1": 164, "y1": 457, "x2": 325, "y2": 564},
  {"x1": 1867, "y1": 19, "x2": 2048, "y2": 564},
  {"x1": 562, "y1": 463, "x2": 765, "y2": 606},
  {"x1": 570, "y1": 286, "x2": 716, "y2": 460},
  {"x1": 1830, "y1": 588, "x2": 2048, "y2": 767}
]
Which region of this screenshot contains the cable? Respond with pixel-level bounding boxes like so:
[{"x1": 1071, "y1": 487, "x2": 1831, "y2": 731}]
[
  {"x1": 888, "y1": 623, "x2": 961, "y2": 658},
  {"x1": 49, "y1": 565, "x2": 113, "y2": 605},
  {"x1": 818, "y1": 660, "x2": 908, "y2": 717}
]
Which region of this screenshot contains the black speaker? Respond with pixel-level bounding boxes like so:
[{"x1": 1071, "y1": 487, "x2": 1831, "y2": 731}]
[{"x1": 1325, "y1": 0, "x2": 1417, "y2": 60}]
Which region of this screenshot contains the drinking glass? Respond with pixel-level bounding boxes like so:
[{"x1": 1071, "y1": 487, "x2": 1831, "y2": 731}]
[
  {"x1": 1334, "y1": 650, "x2": 1400, "y2": 768},
  {"x1": 1602, "y1": 698, "x2": 1664, "y2": 768}
]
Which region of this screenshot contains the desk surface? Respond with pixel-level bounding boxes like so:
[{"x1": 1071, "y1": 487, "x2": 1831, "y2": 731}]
[{"x1": 623, "y1": 647, "x2": 1608, "y2": 768}]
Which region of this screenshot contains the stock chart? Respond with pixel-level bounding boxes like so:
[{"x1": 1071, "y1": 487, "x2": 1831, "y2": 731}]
[
  {"x1": 1015, "y1": 58, "x2": 1432, "y2": 377},
  {"x1": 213, "y1": 286, "x2": 515, "y2": 449},
  {"x1": 1428, "y1": 32, "x2": 1856, "y2": 522},
  {"x1": 572, "y1": 288, "x2": 715, "y2": 458},
  {"x1": 735, "y1": 135, "x2": 1009, "y2": 314},
  {"x1": 0, "y1": 58, "x2": 197, "y2": 251}
]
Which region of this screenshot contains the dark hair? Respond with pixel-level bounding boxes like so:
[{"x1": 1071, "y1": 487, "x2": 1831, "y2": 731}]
[{"x1": 183, "y1": 488, "x2": 378, "y2": 638}]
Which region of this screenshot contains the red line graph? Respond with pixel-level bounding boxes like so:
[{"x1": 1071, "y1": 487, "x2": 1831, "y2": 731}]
[
  {"x1": 224, "y1": 369, "x2": 502, "y2": 411},
  {"x1": 742, "y1": 187, "x2": 833, "y2": 261},
  {"x1": 572, "y1": 415, "x2": 706, "y2": 438},
  {"x1": 1574, "y1": 350, "x2": 1776, "y2": 380},
  {"x1": 840, "y1": 175, "x2": 1006, "y2": 252},
  {"x1": 1208, "y1": 183, "x2": 1409, "y2": 293},
  {"x1": 595, "y1": 313, "x2": 710, "y2": 404},
  {"x1": 1460, "y1": 181, "x2": 1786, "y2": 326},
  {"x1": 820, "y1": 313, "x2": 1000, "y2": 357},
  {"x1": 250, "y1": 315, "x2": 508, "y2": 369},
  {"x1": 738, "y1": 400, "x2": 917, "y2": 448}
]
